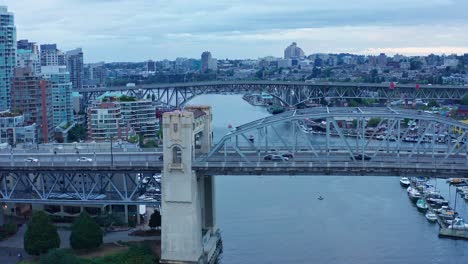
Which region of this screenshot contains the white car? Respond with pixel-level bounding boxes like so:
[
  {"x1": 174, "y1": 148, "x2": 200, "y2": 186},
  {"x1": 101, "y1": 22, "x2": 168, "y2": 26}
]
[
  {"x1": 76, "y1": 157, "x2": 93, "y2": 162},
  {"x1": 24, "y1": 157, "x2": 39, "y2": 163}
]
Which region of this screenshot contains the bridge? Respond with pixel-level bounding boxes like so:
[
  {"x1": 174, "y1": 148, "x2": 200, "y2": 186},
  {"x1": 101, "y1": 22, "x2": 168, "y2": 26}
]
[
  {"x1": 1, "y1": 106, "x2": 468, "y2": 263},
  {"x1": 77, "y1": 81, "x2": 468, "y2": 108}
]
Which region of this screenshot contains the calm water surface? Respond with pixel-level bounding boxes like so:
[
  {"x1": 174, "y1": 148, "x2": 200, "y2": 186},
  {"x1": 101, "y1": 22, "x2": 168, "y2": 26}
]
[{"x1": 189, "y1": 95, "x2": 468, "y2": 264}]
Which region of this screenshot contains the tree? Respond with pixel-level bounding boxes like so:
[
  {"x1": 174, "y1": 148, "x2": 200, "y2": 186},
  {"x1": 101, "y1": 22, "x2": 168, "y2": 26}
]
[
  {"x1": 148, "y1": 211, "x2": 161, "y2": 229},
  {"x1": 67, "y1": 125, "x2": 87, "y2": 142},
  {"x1": 367, "y1": 117, "x2": 382, "y2": 127},
  {"x1": 70, "y1": 212, "x2": 103, "y2": 250},
  {"x1": 427, "y1": 100, "x2": 439, "y2": 108},
  {"x1": 24, "y1": 211, "x2": 60, "y2": 256},
  {"x1": 462, "y1": 94, "x2": 468, "y2": 105}
]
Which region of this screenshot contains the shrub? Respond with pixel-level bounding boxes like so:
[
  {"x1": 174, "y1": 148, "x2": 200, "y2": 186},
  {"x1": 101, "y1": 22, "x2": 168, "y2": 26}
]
[
  {"x1": 24, "y1": 211, "x2": 60, "y2": 256},
  {"x1": 70, "y1": 212, "x2": 103, "y2": 250},
  {"x1": 148, "y1": 211, "x2": 161, "y2": 229},
  {"x1": 91, "y1": 245, "x2": 157, "y2": 264},
  {"x1": 39, "y1": 249, "x2": 81, "y2": 264},
  {"x1": 4, "y1": 222, "x2": 18, "y2": 236}
]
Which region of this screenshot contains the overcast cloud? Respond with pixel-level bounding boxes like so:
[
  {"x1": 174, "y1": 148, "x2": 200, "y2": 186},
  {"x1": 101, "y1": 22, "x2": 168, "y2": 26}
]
[{"x1": 2, "y1": 0, "x2": 468, "y2": 62}]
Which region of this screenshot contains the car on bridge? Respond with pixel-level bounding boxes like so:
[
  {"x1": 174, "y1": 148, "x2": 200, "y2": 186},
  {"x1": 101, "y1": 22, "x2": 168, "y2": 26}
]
[
  {"x1": 264, "y1": 154, "x2": 289, "y2": 161},
  {"x1": 351, "y1": 154, "x2": 372, "y2": 161},
  {"x1": 77, "y1": 157, "x2": 93, "y2": 162},
  {"x1": 24, "y1": 157, "x2": 38, "y2": 163},
  {"x1": 281, "y1": 152, "x2": 294, "y2": 159}
]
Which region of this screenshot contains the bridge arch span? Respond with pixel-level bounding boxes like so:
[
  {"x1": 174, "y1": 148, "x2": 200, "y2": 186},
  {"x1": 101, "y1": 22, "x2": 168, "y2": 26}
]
[{"x1": 200, "y1": 107, "x2": 468, "y2": 177}]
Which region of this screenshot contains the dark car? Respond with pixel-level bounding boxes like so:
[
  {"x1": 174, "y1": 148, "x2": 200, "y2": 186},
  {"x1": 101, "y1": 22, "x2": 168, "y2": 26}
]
[
  {"x1": 263, "y1": 154, "x2": 273, "y2": 161},
  {"x1": 281, "y1": 152, "x2": 294, "y2": 159},
  {"x1": 352, "y1": 154, "x2": 371, "y2": 161}
]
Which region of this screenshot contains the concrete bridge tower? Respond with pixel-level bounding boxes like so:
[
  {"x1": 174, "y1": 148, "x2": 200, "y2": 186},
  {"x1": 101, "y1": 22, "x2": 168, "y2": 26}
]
[{"x1": 161, "y1": 106, "x2": 219, "y2": 264}]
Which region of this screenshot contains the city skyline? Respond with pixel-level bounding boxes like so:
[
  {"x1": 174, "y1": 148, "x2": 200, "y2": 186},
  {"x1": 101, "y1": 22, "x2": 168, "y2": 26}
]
[{"x1": 1, "y1": 0, "x2": 468, "y2": 62}]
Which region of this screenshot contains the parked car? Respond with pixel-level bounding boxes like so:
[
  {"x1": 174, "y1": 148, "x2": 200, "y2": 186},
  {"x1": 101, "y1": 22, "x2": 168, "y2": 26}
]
[
  {"x1": 351, "y1": 154, "x2": 371, "y2": 161},
  {"x1": 24, "y1": 157, "x2": 38, "y2": 163},
  {"x1": 76, "y1": 157, "x2": 93, "y2": 162}
]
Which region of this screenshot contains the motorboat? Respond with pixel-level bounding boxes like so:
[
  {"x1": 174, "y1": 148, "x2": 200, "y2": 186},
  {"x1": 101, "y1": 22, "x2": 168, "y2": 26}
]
[
  {"x1": 447, "y1": 218, "x2": 468, "y2": 230},
  {"x1": 400, "y1": 177, "x2": 411, "y2": 187},
  {"x1": 416, "y1": 199, "x2": 429, "y2": 212},
  {"x1": 426, "y1": 197, "x2": 449, "y2": 207},
  {"x1": 407, "y1": 187, "x2": 422, "y2": 202},
  {"x1": 425, "y1": 212, "x2": 438, "y2": 222},
  {"x1": 318, "y1": 196, "x2": 324, "y2": 200}
]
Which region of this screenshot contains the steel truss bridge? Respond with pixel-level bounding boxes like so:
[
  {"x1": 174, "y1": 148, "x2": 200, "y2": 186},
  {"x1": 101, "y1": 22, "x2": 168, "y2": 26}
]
[
  {"x1": 199, "y1": 107, "x2": 468, "y2": 177},
  {"x1": 0, "y1": 107, "x2": 467, "y2": 206},
  {"x1": 77, "y1": 81, "x2": 468, "y2": 108}
]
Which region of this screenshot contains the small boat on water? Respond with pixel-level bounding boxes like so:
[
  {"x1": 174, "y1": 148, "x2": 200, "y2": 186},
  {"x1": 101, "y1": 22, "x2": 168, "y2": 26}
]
[
  {"x1": 416, "y1": 199, "x2": 429, "y2": 212},
  {"x1": 318, "y1": 196, "x2": 324, "y2": 200},
  {"x1": 400, "y1": 177, "x2": 411, "y2": 187},
  {"x1": 425, "y1": 212, "x2": 438, "y2": 222},
  {"x1": 447, "y1": 218, "x2": 468, "y2": 230},
  {"x1": 407, "y1": 187, "x2": 422, "y2": 202}
]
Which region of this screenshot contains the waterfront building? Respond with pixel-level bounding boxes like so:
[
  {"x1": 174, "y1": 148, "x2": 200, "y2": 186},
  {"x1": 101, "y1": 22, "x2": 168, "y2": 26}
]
[
  {"x1": 66, "y1": 48, "x2": 84, "y2": 89},
  {"x1": 87, "y1": 102, "x2": 125, "y2": 141},
  {"x1": 0, "y1": 111, "x2": 37, "y2": 145},
  {"x1": 41, "y1": 66, "x2": 74, "y2": 127},
  {"x1": 284, "y1": 42, "x2": 305, "y2": 60},
  {"x1": 87, "y1": 96, "x2": 158, "y2": 141},
  {"x1": 0, "y1": 6, "x2": 16, "y2": 111},
  {"x1": 11, "y1": 67, "x2": 53, "y2": 143}
]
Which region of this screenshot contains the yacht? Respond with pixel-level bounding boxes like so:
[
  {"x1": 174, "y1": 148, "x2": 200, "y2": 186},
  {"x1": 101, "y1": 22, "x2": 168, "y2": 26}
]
[
  {"x1": 399, "y1": 177, "x2": 411, "y2": 187},
  {"x1": 447, "y1": 218, "x2": 468, "y2": 230},
  {"x1": 416, "y1": 199, "x2": 429, "y2": 212},
  {"x1": 407, "y1": 187, "x2": 422, "y2": 202},
  {"x1": 425, "y1": 212, "x2": 438, "y2": 222}
]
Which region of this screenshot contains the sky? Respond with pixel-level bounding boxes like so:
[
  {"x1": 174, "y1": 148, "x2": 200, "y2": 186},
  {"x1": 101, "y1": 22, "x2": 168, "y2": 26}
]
[{"x1": 2, "y1": 0, "x2": 468, "y2": 62}]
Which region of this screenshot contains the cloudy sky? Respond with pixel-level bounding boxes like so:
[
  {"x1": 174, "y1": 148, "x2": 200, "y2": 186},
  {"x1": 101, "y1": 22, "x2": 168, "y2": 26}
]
[{"x1": 2, "y1": 0, "x2": 468, "y2": 62}]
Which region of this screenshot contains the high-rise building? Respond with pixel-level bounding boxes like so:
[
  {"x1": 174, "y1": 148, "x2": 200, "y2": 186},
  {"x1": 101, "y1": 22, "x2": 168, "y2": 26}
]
[
  {"x1": 0, "y1": 6, "x2": 16, "y2": 111},
  {"x1": 284, "y1": 42, "x2": 305, "y2": 60},
  {"x1": 40, "y1": 44, "x2": 60, "y2": 66},
  {"x1": 201, "y1": 51, "x2": 217, "y2": 72},
  {"x1": 66, "y1": 48, "x2": 84, "y2": 89},
  {"x1": 147, "y1": 60, "x2": 156, "y2": 72},
  {"x1": 17, "y1": 49, "x2": 41, "y2": 76},
  {"x1": 41, "y1": 66, "x2": 74, "y2": 127},
  {"x1": 87, "y1": 102, "x2": 124, "y2": 141},
  {"x1": 11, "y1": 67, "x2": 53, "y2": 143},
  {"x1": 120, "y1": 100, "x2": 158, "y2": 139},
  {"x1": 17, "y1": 39, "x2": 38, "y2": 54}
]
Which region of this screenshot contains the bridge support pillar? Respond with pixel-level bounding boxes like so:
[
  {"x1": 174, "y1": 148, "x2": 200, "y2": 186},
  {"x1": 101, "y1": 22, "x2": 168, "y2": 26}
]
[
  {"x1": 161, "y1": 111, "x2": 203, "y2": 264},
  {"x1": 0, "y1": 207, "x2": 4, "y2": 226}
]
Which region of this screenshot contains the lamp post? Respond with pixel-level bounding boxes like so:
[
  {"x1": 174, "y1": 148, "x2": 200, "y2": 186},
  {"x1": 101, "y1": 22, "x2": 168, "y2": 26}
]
[{"x1": 110, "y1": 135, "x2": 114, "y2": 167}]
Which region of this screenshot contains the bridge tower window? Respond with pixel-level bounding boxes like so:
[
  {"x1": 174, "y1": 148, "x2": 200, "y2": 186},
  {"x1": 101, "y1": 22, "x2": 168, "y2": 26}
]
[{"x1": 172, "y1": 146, "x2": 182, "y2": 164}]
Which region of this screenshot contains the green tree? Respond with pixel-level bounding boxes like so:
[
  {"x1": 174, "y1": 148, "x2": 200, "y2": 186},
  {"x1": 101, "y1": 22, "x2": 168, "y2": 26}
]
[
  {"x1": 67, "y1": 125, "x2": 87, "y2": 142},
  {"x1": 40, "y1": 249, "x2": 80, "y2": 264},
  {"x1": 427, "y1": 100, "x2": 440, "y2": 108},
  {"x1": 24, "y1": 211, "x2": 60, "y2": 256},
  {"x1": 462, "y1": 94, "x2": 468, "y2": 105},
  {"x1": 70, "y1": 212, "x2": 103, "y2": 250},
  {"x1": 148, "y1": 211, "x2": 161, "y2": 229},
  {"x1": 367, "y1": 117, "x2": 382, "y2": 127}
]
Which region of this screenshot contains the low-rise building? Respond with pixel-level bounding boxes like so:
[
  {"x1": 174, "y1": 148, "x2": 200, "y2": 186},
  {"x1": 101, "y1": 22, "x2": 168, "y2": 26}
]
[{"x1": 0, "y1": 111, "x2": 37, "y2": 145}]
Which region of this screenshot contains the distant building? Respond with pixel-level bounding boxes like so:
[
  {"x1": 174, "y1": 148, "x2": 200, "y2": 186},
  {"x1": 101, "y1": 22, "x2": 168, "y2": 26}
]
[
  {"x1": 0, "y1": 111, "x2": 36, "y2": 145},
  {"x1": 11, "y1": 67, "x2": 53, "y2": 143},
  {"x1": 147, "y1": 60, "x2": 156, "y2": 72},
  {"x1": 17, "y1": 48, "x2": 41, "y2": 76},
  {"x1": 277, "y1": 59, "x2": 292, "y2": 68},
  {"x1": 41, "y1": 66, "x2": 74, "y2": 127},
  {"x1": 284, "y1": 42, "x2": 305, "y2": 60},
  {"x1": 0, "y1": 6, "x2": 16, "y2": 111},
  {"x1": 84, "y1": 62, "x2": 106, "y2": 86},
  {"x1": 201, "y1": 51, "x2": 217, "y2": 72},
  {"x1": 40, "y1": 44, "x2": 61, "y2": 66},
  {"x1": 66, "y1": 48, "x2": 84, "y2": 89},
  {"x1": 378, "y1": 53, "x2": 387, "y2": 66}
]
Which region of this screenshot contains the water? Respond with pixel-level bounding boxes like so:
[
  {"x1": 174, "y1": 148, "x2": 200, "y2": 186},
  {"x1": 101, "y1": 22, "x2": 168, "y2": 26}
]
[{"x1": 189, "y1": 95, "x2": 468, "y2": 264}]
